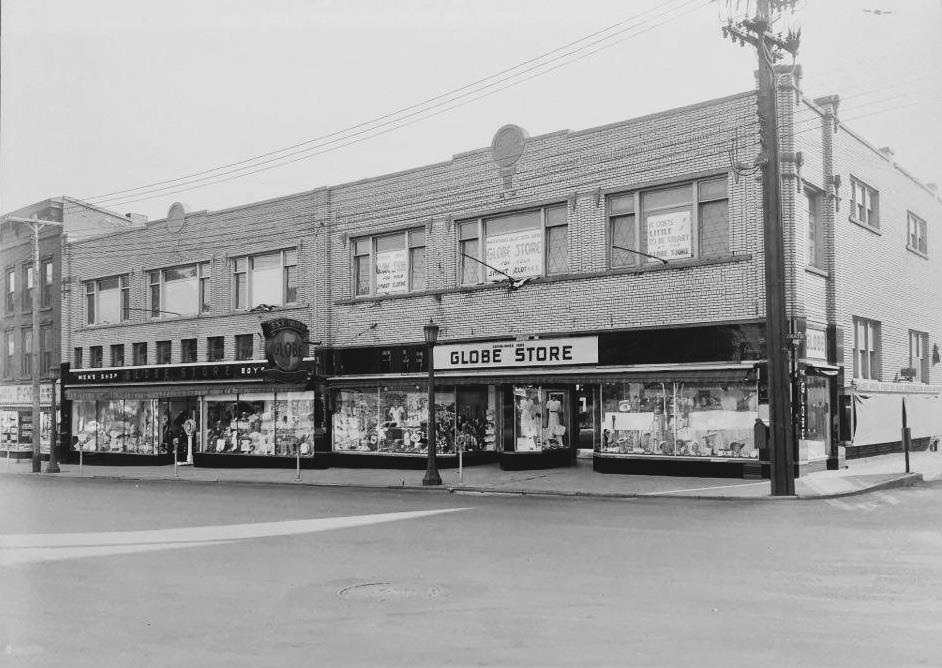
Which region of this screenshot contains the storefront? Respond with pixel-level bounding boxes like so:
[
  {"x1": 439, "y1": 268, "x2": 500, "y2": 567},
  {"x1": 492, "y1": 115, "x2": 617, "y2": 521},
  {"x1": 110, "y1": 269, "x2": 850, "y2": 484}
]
[
  {"x1": 326, "y1": 322, "x2": 768, "y2": 475},
  {"x1": 1, "y1": 383, "x2": 53, "y2": 459},
  {"x1": 63, "y1": 360, "x2": 327, "y2": 468}
]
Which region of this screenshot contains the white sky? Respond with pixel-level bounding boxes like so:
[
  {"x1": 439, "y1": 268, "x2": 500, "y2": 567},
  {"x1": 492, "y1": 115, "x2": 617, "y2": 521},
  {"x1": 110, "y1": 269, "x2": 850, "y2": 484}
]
[{"x1": 1, "y1": 0, "x2": 940, "y2": 221}]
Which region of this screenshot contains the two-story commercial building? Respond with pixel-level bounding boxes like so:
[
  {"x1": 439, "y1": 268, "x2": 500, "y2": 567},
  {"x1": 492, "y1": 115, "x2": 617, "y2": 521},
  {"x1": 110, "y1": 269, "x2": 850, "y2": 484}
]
[{"x1": 59, "y1": 66, "x2": 942, "y2": 477}]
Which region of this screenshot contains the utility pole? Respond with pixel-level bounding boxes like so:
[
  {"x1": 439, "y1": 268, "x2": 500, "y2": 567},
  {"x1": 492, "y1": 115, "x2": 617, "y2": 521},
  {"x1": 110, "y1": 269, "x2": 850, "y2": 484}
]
[
  {"x1": 6, "y1": 216, "x2": 64, "y2": 473},
  {"x1": 722, "y1": 0, "x2": 800, "y2": 495}
]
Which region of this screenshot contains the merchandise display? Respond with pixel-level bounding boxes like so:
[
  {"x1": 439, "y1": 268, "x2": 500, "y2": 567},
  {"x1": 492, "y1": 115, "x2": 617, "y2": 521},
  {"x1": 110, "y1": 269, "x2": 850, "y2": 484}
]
[
  {"x1": 598, "y1": 380, "x2": 758, "y2": 458},
  {"x1": 801, "y1": 375, "x2": 831, "y2": 461},
  {"x1": 72, "y1": 399, "x2": 162, "y2": 454},
  {"x1": 205, "y1": 391, "x2": 315, "y2": 456},
  {"x1": 513, "y1": 386, "x2": 568, "y2": 451},
  {"x1": 1, "y1": 410, "x2": 19, "y2": 447},
  {"x1": 331, "y1": 384, "x2": 497, "y2": 454}
]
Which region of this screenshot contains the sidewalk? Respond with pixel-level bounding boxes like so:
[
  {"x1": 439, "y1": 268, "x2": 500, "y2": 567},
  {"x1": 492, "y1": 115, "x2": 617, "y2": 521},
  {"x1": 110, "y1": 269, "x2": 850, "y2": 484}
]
[{"x1": 4, "y1": 448, "x2": 937, "y2": 500}]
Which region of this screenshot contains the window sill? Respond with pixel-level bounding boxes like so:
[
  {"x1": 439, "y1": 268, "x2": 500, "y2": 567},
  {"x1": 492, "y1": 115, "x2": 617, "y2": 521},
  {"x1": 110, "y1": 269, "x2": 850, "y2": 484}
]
[
  {"x1": 336, "y1": 254, "x2": 753, "y2": 305},
  {"x1": 905, "y1": 245, "x2": 929, "y2": 260},
  {"x1": 805, "y1": 265, "x2": 829, "y2": 278},
  {"x1": 849, "y1": 215, "x2": 881, "y2": 235}
]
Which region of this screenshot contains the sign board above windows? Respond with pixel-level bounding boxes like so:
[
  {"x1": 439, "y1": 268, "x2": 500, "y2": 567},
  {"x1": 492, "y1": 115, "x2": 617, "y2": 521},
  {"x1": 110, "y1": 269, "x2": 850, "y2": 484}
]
[
  {"x1": 433, "y1": 336, "x2": 598, "y2": 370},
  {"x1": 804, "y1": 326, "x2": 827, "y2": 361}
]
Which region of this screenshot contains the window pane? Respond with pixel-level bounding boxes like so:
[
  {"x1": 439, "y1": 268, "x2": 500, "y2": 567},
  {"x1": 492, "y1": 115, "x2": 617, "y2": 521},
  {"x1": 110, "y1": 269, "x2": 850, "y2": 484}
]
[
  {"x1": 250, "y1": 253, "x2": 281, "y2": 306},
  {"x1": 460, "y1": 239, "x2": 481, "y2": 284},
  {"x1": 375, "y1": 233, "x2": 405, "y2": 254},
  {"x1": 458, "y1": 221, "x2": 479, "y2": 241},
  {"x1": 409, "y1": 229, "x2": 425, "y2": 247},
  {"x1": 609, "y1": 194, "x2": 634, "y2": 216},
  {"x1": 545, "y1": 205, "x2": 567, "y2": 228},
  {"x1": 485, "y1": 210, "x2": 540, "y2": 237},
  {"x1": 165, "y1": 266, "x2": 197, "y2": 281},
  {"x1": 284, "y1": 265, "x2": 298, "y2": 303},
  {"x1": 353, "y1": 238, "x2": 370, "y2": 256},
  {"x1": 611, "y1": 215, "x2": 637, "y2": 267},
  {"x1": 410, "y1": 247, "x2": 426, "y2": 291},
  {"x1": 699, "y1": 200, "x2": 729, "y2": 258},
  {"x1": 98, "y1": 283, "x2": 121, "y2": 324},
  {"x1": 354, "y1": 255, "x2": 370, "y2": 296},
  {"x1": 643, "y1": 185, "x2": 691, "y2": 211},
  {"x1": 283, "y1": 249, "x2": 297, "y2": 266},
  {"x1": 234, "y1": 274, "x2": 246, "y2": 309},
  {"x1": 164, "y1": 271, "x2": 199, "y2": 316},
  {"x1": 699, "y1": 178, "x2": 728, "y2": 202},
  {"x1": 546, "y1": 226, "x2": 569, "y2": 274}
]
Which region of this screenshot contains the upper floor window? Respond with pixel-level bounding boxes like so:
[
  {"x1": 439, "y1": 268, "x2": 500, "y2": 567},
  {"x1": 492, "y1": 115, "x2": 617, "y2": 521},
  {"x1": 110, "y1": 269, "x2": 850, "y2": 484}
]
[
  {"x1": 850, "y1": 176, "x2": 879, "y2": 229},
  {"x1": 111, "y1": 344, "x2": 125, "y2": 367},
  {"x1": 233, "y1": 250, "x2": 297, "y2": 309},
  {"x1": 89, "y1": 345, "x2": 103, "y2": 369},
  {"x1": 235, "y1": 334, "x2": 254, "y2": 361},
  {"x1": 353, "y1": 230, "x2": 425, "y2": 296},
  {"x1": 853, "y1": 317, "x2": 880, "y2": 380},
  {"x1": 23, "y1": 263, "x2": 33, "y2": 311},
  {"x1": 21, "y1": 329, "x2": 32, "y2": 375},
  {"x1": 73, "y1": 347, "x2": 83, "y2": 370},
  {"x1": 41, "y1": 259, "x2": 53, "y2": 308},
  {"x1": 86, "y1": 275, "x2": 130, "y2": 325},
  {"x1": 150, "y1": 263, "x2": 210, "y2": 318},
  {"x1": 40, "y1": 326, "x2": 52, "y2": 374},
  {"x1": 806, "y1": 188, "x2": 825, "y2": 269},
  {"x1": 4, "y1": 268, "x2": 14, "y2": 313},
  {"x1": 4, "y1": 332, "x2": 13, "y2": 376},
  {"x1": 132, "y1": 342, "x2": 147, "y2": 366},
  {"x1": 181, "y1": 339, "x2": 197, "y2": 363},
  {"x1": 459, "y1": 205, "x2": 568, "y2": 285},
  {"x1": 909, "y1": 330, "x2": 929, "y2": 383},
  {"x1": 609, "y1": 177, "x2": 728, "y2": 268},
  {"x1": 907, "y1": 212, "x2": 927, "y2": 256},
  {"x1": 156, "y1": 340, "x2": 172, "y2": 365},
  {"x1": 207, "y1": 336, "x2": 225, "y2": 362}
]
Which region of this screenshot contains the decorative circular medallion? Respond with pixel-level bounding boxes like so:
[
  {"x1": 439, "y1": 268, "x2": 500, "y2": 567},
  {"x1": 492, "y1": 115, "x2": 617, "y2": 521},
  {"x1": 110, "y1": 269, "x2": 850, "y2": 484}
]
[
  {"x1": 165, "y1": 202, "x2": 187, "y2": 235},
  {"x1": 491, "y1": 124, "x2": 528, "y2": 170}
]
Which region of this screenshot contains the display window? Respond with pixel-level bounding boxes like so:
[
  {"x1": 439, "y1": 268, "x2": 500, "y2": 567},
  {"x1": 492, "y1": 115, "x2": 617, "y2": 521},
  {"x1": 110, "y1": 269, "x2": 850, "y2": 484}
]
[
  {"x1": 331, "y1": 384, "x2": 497, "y2": 455},
  {"x1": 800, "y1": 375, "x2": 830, "y2": 461},
  {"x1": 72, "y1": 399, "x2": 161, "y2": 454},
  {"x1": 1, "y1": 410, "x2": 19, "y2": 447},
  {"x1": 513, "y1": 385, "x2": 568, "y2": 452},
  {"x1": 599, "y1": 380, "x2": 758, "y2": 458},
  {"x1": 205, "y1": 391, "x2": 315, "y2": 456}
]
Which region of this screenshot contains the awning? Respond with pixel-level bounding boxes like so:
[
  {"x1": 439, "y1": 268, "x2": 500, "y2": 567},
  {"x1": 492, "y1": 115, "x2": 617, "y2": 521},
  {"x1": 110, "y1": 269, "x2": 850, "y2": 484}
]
[
  {"x1": 852, "y1": 393, "x2": 903, "y2": 446},
  {"x1": 803, "y1": 363, "x2": 839, "y2": 377},
  {"x1": 65, "y1": 382, "x2": 308, "y2": 401},
  {"x1": 904, "y1": 394, "x2": 942, "y2": 439}
]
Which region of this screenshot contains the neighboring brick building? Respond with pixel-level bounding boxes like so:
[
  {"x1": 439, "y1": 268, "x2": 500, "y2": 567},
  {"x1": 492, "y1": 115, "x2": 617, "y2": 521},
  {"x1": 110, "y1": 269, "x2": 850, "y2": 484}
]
[
  {"x1": 59, "y1": 72, "x2": 942, "y2": 476},
  {"x1": 1, "y1": 197, "x2": 135, "y2": 457}
]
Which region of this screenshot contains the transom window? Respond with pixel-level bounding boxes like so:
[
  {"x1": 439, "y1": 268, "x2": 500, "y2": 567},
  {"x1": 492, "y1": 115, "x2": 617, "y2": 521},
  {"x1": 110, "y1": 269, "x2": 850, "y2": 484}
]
[
  {"x1": 907, "y1": 212, "x2": 927, "y2": 255},
  {"x1": 89, "y1": 345, "x2": 103, "y2": 369},
  {"x1": 86, "y1": 275, "x2": 130, "y2": 325},
  {"x1": 609, "y1": 176, "x2": 728, "y2": 268},
  {"x1": 850, "y1": 176, "x2": 879, "y2": 229},
  {"x1": 111, "y1": 344, "x2": 125, "y2": 367},
  {"x1": 233, "y1": 250, "x2": 297, "y2": 309},
  {"x1": 354, "y1": 229, "x2": 425, "y2": 296},
  {"x1": 853, "y1": 317, "x2": 880, "y2": 380},
  {"x1": 132, "y1": 342, "x2": 147, "y2": 366},
  {"x1": 235, "y1": 334, "x2": 254, "y2": 361},
  {"x1": 181, "y1": 339, "x2": 197, "y2": 363},
  {"x1": 150, "y1": 263, "x2": 210, "y2": 318},
  {"x1": 459, "y1": 204, "x2": 567, "y2": 285}
]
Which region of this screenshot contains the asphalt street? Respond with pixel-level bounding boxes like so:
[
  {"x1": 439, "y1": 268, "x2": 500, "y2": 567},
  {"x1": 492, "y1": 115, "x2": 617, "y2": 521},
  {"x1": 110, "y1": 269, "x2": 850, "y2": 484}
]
[{"x1": 1, "y1": 477, "x2": 941, "y2": 667}]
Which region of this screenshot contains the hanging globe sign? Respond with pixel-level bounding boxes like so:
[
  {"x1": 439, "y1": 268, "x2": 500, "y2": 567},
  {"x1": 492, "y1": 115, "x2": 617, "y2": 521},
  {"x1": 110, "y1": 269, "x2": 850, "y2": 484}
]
[{"x1": 261, "y1": 318, "x2": 309, "y2": 373}]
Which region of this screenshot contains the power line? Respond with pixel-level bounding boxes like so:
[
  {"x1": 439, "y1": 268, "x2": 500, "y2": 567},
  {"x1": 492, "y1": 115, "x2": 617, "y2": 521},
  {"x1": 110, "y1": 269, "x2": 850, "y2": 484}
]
[{"x1": 81, "y1": 0, "x2": 703, "y2": 205}]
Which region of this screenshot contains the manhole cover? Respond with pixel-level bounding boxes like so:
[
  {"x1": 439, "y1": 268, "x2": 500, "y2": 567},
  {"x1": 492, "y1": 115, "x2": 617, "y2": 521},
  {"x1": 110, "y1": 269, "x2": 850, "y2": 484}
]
[{"x1": 337, "y1": 581, "x2": 447, "y2": 602}]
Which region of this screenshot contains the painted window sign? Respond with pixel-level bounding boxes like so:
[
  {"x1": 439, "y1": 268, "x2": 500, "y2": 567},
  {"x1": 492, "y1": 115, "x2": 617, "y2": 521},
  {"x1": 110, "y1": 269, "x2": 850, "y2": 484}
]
[
  {"x1": 646, "y1": 211, "x2": 692, "y2": 260},
  {"x1": 485, "y1": 228, "x2": 544, "y2": 280},
  {"x1": 805, "y1": 327, "x2": 827, "y2": 361},
  {"x1": 375, "y1": 248, "x2": 408, "y2": 294}
]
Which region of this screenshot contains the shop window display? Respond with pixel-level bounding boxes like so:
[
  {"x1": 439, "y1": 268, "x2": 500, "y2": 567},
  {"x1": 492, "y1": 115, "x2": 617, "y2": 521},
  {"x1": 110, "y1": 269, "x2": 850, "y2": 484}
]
[
  {"x1": 513, "y1": 386, "x2": 568, "y2": 452},
  {"x1": 332, "y1": 385, "x2": 496, "y2": 455},
  {"x1": 205, "y1": 391, "x2": 315, "y2": 456},
  {"x1": 599, "y1": 381, "x2": 758, "y2": 458},
  {"x1": 800, "y1": 375, "x2": 830, "y2": 461},
  {"x1": 1, "y1": 410, "x2": 18, "y2": 447},
  {"x1": 71, "y1": 399, "x2": 161, "y2": 454}
]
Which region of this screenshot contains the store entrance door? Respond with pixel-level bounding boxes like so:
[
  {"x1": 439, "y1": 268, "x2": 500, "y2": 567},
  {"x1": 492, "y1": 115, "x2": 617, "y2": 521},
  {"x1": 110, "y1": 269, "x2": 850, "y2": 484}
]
[{"x1": 160, "y1": 397, "x2": 199, "y2": 463}]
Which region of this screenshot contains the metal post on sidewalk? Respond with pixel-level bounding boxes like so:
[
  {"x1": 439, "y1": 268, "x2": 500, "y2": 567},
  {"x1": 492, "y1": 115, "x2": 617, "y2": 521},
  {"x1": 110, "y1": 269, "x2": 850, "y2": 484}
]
[
  {"x1": 296, "y1": 446, "x2": 301, "y2": 482},
  {"x1": 902, "y1": 400, "x2": 911, "y2": 474}
]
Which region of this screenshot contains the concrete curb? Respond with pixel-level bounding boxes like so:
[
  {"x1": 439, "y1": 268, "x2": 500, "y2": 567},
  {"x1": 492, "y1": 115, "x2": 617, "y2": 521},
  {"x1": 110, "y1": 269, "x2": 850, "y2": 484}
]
[{"x1": 2, "y1": 469, "x2": 925, "y2": 501}]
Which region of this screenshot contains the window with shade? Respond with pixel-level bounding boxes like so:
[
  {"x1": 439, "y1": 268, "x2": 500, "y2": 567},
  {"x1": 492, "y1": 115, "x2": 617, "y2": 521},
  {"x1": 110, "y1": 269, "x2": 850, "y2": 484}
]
[
  {"x1": 907, "y1": 212, "x2": 927, "y2": 256},
  {"x1": 458, "y1": 205, "x2": 568, "y2": 286},
  {"x1": 909, "y1": 330, "x2": 929, "y2": 383},
  {"x1": 852, "y1": 317, "x2": 880, "y2": 380},
  {"x1": 849, "y1": 176, "x2": 879, "y2": 229},
  {"x1": 86, "y1": 275, "x2": 130, "y2": 325},
  {"x1": 609, "y1": 176, "x2": 729, "y2": 268},
  {"x1": 353, "y1": 230, "x2": 425, "y2": 296},
  {"x1": 806, "y1": 188, "x2": 825, "y2": 269},
  {"x1": 232, "y1": 249, "x2": 297, "y2": 310},
  {"x1": 149, "y1": 263, "x2": 210, "y2": 318}
]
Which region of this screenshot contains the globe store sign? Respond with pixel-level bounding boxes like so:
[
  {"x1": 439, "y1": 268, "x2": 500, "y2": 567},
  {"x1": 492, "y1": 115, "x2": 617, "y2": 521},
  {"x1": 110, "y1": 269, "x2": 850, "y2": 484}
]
[{"x1": 433, "y1": 336, "x2": 598, "y2": 370}]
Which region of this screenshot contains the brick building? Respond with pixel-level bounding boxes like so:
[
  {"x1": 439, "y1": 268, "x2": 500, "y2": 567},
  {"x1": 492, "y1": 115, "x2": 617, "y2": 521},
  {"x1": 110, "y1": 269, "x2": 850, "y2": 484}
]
[
  {"x1": 1, "y1": 197, "x2": 135, "y2": 457},
  {"x1": 59, "y1": 70, "x2": 942, "y2": 476}
]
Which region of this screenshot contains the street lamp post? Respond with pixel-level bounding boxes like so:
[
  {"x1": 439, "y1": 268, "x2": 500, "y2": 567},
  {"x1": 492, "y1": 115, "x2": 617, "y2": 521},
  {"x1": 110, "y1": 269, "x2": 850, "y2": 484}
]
[{"x1": 422, "y1": 319, "x2": 442, "y2": 486}]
